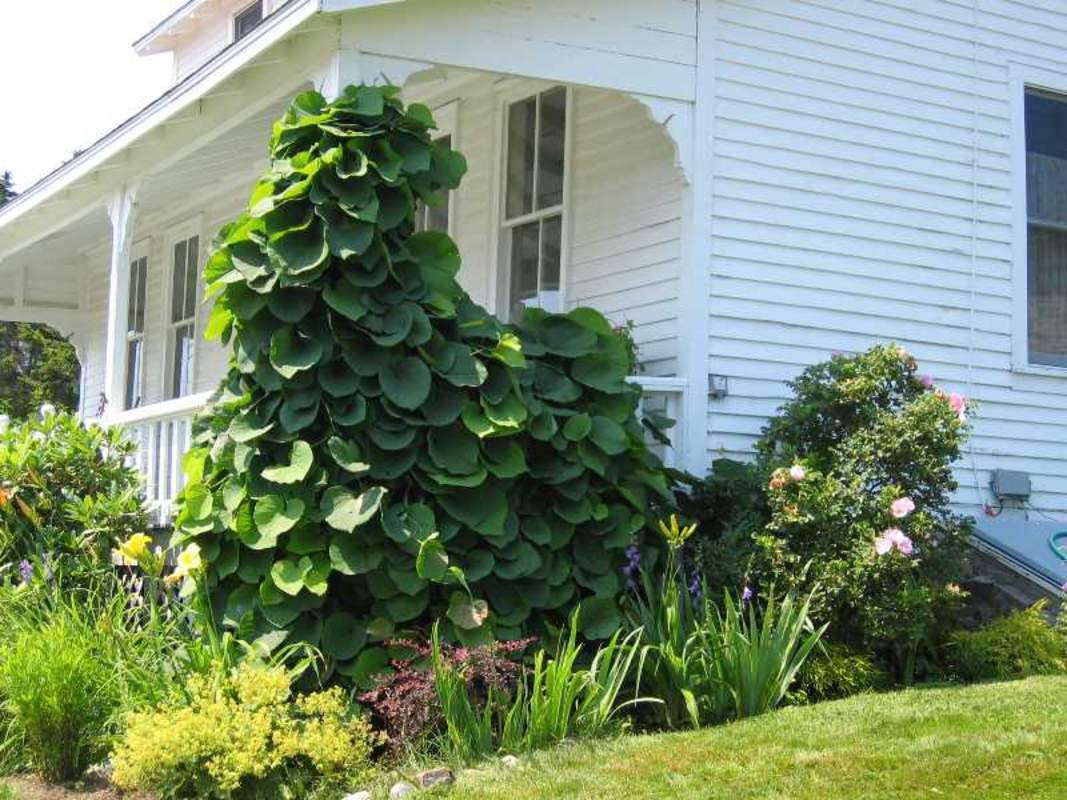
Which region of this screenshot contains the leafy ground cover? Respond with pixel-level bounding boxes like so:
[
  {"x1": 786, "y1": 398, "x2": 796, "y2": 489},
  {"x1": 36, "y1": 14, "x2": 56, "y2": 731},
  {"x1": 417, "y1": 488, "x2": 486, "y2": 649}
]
[{"x1": 445, "y1": 676, "x2": 1067, "y2": 800}]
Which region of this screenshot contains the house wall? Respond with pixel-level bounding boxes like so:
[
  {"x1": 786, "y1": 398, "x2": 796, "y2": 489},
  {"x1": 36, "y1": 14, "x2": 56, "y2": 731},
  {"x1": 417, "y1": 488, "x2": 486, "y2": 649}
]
[
  {"x1": 78, "y1": 77, "x2": 684, "y2": 418},
  {"x1": 173, "y1": 0, "x2": 288, "y2": 81},
  {"x1": 702, "y1": 0, "x2": 1067, "y2": 516}
]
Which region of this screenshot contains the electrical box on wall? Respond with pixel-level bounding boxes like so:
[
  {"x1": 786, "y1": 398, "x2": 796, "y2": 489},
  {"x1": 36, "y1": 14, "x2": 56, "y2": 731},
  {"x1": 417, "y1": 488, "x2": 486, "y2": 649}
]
[{"x1": 991, "y1": 469, "x2": 1031, "y2": 500}]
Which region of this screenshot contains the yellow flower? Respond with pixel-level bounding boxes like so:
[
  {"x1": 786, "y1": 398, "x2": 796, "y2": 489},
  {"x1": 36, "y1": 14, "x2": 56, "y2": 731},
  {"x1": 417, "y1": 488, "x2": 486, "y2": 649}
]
[
  {"x1": 168, "y1": 543, "x2": 203, "y2": 583},
  {"x1": 657, "y1": 514, "x2": 698, "y2": 551},
  {"x1": 117, "y1": 533, "x2": 153, "y2": 566}
]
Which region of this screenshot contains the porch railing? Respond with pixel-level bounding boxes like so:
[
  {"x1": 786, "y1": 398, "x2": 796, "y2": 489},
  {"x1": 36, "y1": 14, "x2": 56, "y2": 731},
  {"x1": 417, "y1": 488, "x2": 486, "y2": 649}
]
[
  {"x1": 628, "y1": 376, "x2": 688, "y2": 469},
  {"x1": 110, "y1": 392, "x2": 213, "y2": 526},
  {"x1": 111, "y1": 376, "x2": 688, "y2": 525}
]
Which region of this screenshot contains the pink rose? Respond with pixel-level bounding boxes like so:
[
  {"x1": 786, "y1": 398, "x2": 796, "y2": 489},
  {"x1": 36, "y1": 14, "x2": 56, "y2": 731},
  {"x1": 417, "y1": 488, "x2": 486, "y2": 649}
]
[
  {"x1": 891, "y1": 497, "x2": 916, "y2": 519},
  {"x1": 789, "y1": 464, "x2": 806, "y2": 481},
  {"x1": 875, "y1": 528, "x2": 914, "y2": 556},
  {"x1": 948, "y1": 392, "x2": 967, "y2": 421},
  {"x1": 919, "y1": 374, "x2": 934, "y2": 389}
]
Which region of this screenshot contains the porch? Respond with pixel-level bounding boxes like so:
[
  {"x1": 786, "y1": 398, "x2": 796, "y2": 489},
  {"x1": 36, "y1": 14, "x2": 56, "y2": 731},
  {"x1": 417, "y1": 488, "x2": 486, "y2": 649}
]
[{"x1": 0, "y1": 4, "x2": 710, "y2": 521}]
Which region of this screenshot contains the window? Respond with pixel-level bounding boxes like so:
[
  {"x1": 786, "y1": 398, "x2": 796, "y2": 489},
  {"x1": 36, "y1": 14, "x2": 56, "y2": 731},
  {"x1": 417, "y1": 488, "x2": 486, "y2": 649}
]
[
  {"x1": 166, "y1": 234, "x2": 199, "y2": 399},
  {"x1": 233, "y1": 1, "x2": 264, "y2": 42},
  {"x1": 415, "y1": 134, "x2": 454, "y2": 233},
  {"x1": 1024, "y1": 87, "x2": 1067, "y2": 367},
  {"x1": 124, "y1": 252, "x2": 148, "y2": 409},
  {"x1": 501, "y1": 86, "x2": 567, "y2": 320}
]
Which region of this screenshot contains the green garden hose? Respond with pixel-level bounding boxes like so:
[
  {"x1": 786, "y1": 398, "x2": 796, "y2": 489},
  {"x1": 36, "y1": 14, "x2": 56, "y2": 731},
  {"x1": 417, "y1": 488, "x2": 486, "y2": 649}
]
[{"x1": 1051, "y1": 530, "x2": 1067, "y2": 563}]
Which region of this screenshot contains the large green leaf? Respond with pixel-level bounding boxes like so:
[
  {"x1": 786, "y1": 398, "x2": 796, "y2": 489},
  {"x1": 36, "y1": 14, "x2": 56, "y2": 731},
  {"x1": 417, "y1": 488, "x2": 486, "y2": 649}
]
[
  {"x1": 270, "y1": 326, "x2": 324, "y2": 378},
  {"x1": 322, "y1": 612, "x2": 367, "y2": 660},
  {"x1": 379, "y1": 357, "x2": 432, "y2": 410},
  {"x1": 262, "y1": 440, "x2": 314, "y2": 484},
  {"x1": 322, "y1": 486, "x2": 387, "y2": 533},
  {"x1": 253, "y1": 495, "x2": 305, "y2": 538}
]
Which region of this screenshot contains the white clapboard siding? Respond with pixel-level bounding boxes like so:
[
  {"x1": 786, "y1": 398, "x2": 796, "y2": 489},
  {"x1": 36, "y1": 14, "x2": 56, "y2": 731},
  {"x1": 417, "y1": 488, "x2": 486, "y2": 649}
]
[{"x1": 705, "y1": 0, "x2": 1067, "y2": 516}]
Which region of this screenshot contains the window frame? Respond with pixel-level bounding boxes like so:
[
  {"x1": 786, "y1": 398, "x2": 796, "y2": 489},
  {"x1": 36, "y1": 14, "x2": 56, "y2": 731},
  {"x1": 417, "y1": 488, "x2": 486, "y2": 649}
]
[
  {"x1": 491, "y1": 82, "x2": 574, "y2": 321},
  {"x1": 123, "y1": 240, "x2": 151, "y2": 411},
  {"x1": 160, "y1": 219, "x2": 203, "y2": 401},
  {"x1": 414, "y1": 100, "x2": 459, "y2": 236},
  {"x1": 1010, "y1": 63, "x2": 1067, "y2": 376},
  {"x1": 232, "y1": 0, "x2": 265, "y2": 43}
]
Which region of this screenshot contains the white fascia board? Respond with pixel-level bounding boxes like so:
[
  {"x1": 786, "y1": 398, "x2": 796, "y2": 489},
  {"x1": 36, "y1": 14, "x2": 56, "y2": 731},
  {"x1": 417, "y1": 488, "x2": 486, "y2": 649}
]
[
  {"x1": 133, "y1": 0, "x2": 214, "y2": 55},
  {"x1": 0, "y1": 0, "x2": 319, "y2": 238}
]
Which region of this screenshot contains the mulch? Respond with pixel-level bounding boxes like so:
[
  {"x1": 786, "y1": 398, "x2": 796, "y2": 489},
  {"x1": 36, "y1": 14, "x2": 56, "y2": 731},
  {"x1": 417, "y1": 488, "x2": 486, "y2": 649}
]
[{"x1": 0, "y1": 775, "x2": 153, "y2": 800}]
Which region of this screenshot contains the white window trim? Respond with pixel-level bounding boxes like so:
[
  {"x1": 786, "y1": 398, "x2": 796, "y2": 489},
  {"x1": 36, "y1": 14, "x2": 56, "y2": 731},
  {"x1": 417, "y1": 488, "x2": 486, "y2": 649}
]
[
  {"x1": 124, "y1": 239, "x2": 151, "y2": 411},
  {"x1": 160, "y1": 218, "x2": 204, "y2": 400},
  {"x1": 1009, "y1": 62, "x2": 1067, "y2": 377},
  {"x1": 489, "y1": 81, "x2": 574, "y2": 320},
  {"x1": 416, "y1": 99, "x2": 460, "y2": 236},
  {"x1": 232, "y1": 0, "x2": 265, "y2": 44}
]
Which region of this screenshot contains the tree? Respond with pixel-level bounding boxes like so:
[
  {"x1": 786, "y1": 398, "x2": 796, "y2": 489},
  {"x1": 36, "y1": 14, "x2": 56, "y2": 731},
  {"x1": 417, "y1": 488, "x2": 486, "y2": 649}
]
[
  {"x1": 0, "y1": 170, "x2": 80, "y2": 418},
  {"x1": 0, "y1": 322, "x2": 80, "y2": 418},
  {"x1": 0, "y1": 171, "x2": 15, "y2": 207}
]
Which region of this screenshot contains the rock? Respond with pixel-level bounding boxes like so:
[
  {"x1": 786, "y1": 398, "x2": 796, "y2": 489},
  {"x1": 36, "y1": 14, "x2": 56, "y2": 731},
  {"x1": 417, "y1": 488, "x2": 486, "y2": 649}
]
[
  {"x1": 501, "y1": 754, "x2": 521, "y2": 769},
  {"x1": 390, "y1": 781, "x2": 417, "y2": 799},
  {"x1": 343, "y1": 792, "x2": 372, "y2": 800},
  {"x1": 416, "y1": 767, "x2": 455, "y2": 788}
]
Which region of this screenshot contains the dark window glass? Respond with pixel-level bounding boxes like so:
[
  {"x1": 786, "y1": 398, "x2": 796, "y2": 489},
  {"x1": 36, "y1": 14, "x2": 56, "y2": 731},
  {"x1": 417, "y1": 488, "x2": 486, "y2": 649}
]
[
  {"x1": 1025, "y1": 88, "x2": 1067, "y2": 366},
  {"x1": 537, "y1": 87, "x2": 567, "y2": 210},
  {"x1": 234, "y1": 1, "x2": 263, "y2": 42},
  {"x1": 541, "y1": 215, "x2": 562, "y2": 291},
  {"x1": 509, "y1": 221, "x2": 540, "y2": 314},
  {"x1": 506, "y1": 97, "x2": 537, "y2": 219}
]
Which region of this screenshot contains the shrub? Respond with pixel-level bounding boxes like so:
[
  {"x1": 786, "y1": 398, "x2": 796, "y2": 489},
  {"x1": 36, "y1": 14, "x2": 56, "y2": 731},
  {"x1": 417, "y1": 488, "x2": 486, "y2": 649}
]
[
  {"x1": 0, "y1": 602, "x2": 113, "y2": 781},
  {"x1": 791, "y1": 642, "x2": 885, "y2": 703},
  {"x1": 110, "y1": 663, "x2": 380, "y2": 799},
  {"x1": 949, "y1": 601, "x2": 1067, "y2": 682},
  {"x1": 174, "y1": 84, "x2": 674, "y2": 674},
  {"x1": 752, "y1": 345, "x2": 971, "y2": 682},
  {"x1": 681, "y1": 458, "x2": 769, "y2": 595},
  {"x1": 359, "y1": 636, "x2": 531, "y2": 753},
  {"x1": 0, "y1": 410, "x2": 146, "y2": 591}
]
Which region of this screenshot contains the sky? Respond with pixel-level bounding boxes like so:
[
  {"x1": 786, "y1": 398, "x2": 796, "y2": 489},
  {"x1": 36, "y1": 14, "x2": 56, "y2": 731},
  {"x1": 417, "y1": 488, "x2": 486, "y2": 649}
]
[{"x1": 0, "y1": 1, "x2": 181, "y2": 192}]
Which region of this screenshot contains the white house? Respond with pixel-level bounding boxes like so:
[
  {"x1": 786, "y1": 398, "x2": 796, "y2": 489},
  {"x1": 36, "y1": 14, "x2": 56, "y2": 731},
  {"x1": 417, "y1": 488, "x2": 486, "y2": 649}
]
[{"x1": 0, "y1": 0, "x2": 1065, "y2": 590}]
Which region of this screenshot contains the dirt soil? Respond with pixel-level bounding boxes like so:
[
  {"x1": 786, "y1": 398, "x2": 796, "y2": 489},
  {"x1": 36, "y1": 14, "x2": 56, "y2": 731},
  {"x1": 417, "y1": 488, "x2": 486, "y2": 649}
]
[{"x1": 0, "y1": 775, "x2": 153, "y2": 800}]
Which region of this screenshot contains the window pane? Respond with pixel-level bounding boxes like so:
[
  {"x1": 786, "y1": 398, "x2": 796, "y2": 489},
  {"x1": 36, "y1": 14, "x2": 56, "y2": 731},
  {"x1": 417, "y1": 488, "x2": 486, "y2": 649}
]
[
  {"x1": 126, "y1": 257, "x2": 141, "y2": 334},
  {"x1": 134, "y1": 258, "x2": 147, "y2": 334},
  {"x1": 234, "y1": 1, "x2": 263, "y2": 41},
  {"x1": 184, "y1": 236, "x2": 199, "y2": 320},
  {"x1": 125, "y1": 339, "x2": 143, "y2": 409},
  {"x1": 171, "y1": 240, "x2": 187, "y2": 323},
  {"x1": 537, "y1": 87, "x2": 566, "y2": 210},
  {"x1": 506, "y1": 97, "x2": 537, "y2": 219},
  {"x1": 540, "y1": 215, "x2": 562, "y2": 291},
  {"x1": 509, "y1": 222, "x2": 540, "y2": 313},
  {"x1": 169, "y1": 324, "x2": 196, "y2": 399},
  {"x1": 1028, "y1": 225, "x2": 1067, "y2": 366}
]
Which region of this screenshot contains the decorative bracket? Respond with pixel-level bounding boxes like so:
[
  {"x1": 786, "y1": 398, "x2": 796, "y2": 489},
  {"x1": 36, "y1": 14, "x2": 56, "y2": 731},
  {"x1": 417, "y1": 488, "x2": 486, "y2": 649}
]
[{"x1": 629, "y1": 94, "x2": 695, "y2": 184}]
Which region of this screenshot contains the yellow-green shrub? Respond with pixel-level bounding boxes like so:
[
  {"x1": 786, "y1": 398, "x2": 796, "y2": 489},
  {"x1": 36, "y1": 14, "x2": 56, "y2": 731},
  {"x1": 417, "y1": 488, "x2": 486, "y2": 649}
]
[
  {"x1": 949, "y1": 601, "x2": 1067, "y2": 683},
  {"x1": 110, "y1": 663, "x2": 380, "y2": 799}
]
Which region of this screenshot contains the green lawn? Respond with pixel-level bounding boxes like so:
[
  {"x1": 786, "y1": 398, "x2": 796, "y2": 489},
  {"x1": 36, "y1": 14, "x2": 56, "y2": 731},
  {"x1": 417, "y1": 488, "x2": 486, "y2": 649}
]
[{"x1": 446, "y1": 676, "x2": 1067, "y2": 800}]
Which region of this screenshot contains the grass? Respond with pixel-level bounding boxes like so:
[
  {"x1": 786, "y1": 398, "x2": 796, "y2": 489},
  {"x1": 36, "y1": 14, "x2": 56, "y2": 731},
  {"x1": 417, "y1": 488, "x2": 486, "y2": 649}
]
[{"x1": 444, "y1": 676, "x2": 1067, "y2": 800}]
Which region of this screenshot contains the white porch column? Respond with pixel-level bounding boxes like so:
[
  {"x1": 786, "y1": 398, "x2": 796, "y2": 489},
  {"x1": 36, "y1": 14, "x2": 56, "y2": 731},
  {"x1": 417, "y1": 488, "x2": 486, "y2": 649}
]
[
  {"x1": 311, "y1": 48, "x2": 363, "y2": 100},
  {"x1": 103, "y1": 185, "x2": 138, "y2": 421}
]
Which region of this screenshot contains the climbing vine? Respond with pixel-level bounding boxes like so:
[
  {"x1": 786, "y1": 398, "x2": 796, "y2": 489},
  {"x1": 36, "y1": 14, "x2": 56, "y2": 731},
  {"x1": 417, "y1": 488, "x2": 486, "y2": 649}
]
[{"x1": 173, "y1": 85, "x2": 674, "y2": 685}]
